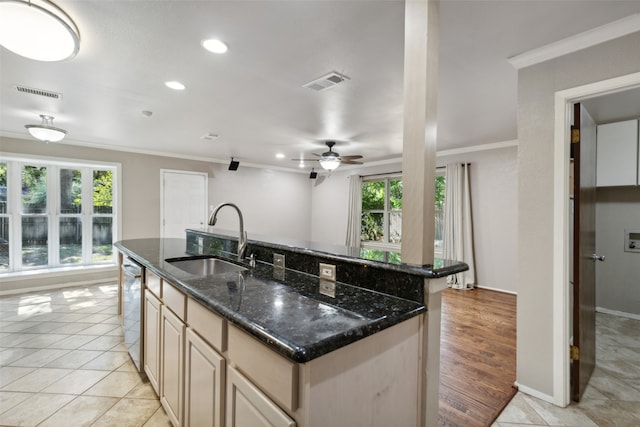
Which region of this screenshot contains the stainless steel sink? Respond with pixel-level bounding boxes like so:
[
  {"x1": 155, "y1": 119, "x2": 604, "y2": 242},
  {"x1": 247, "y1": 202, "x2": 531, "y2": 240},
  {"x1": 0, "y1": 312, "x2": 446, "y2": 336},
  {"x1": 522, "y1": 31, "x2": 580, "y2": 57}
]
[{"x1": 166, "y1": 257, "x2": 246, "y2": 276}]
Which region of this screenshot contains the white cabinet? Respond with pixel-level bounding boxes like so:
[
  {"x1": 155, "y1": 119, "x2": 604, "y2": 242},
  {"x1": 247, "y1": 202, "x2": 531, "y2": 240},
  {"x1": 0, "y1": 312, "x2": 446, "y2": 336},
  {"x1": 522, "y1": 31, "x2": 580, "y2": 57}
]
[
  {"x1": 161, "y1": 305, "x2": 185, "y2": 427},
  {"x1": 226, "y1": 366, "x2": 296, "y2": 427},
  {"x1": 144, "y1": 290, "x2": 161, "y2": 394},
  {"x1": 596, "y1": 119, "x2": 639, "y2": 186},
  {"x1": 185, "y1": 328, "x2": 225, "y2": 427}
]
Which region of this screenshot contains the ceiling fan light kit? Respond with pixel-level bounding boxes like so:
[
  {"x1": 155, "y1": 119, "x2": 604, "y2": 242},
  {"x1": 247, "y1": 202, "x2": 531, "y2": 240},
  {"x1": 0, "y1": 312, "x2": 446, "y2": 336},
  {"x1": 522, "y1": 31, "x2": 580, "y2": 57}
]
[
  {"x1": 0, "y1": 0, "x2": 80, "y2": 62},
  {"x1": 319, "y1": 157, "x2": 341, "y2": 171},
  {"x1": 292, "y1": 141, "x2": 364, "y2": 171},
  {"x1": 25, "y1": 114, "x2": 67, "y2": 143}
]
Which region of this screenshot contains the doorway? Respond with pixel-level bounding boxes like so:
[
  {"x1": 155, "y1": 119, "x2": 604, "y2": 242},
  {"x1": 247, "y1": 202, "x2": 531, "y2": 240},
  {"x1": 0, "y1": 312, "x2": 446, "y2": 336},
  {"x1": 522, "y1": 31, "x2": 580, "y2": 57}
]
[
  {"x1": 553, "y1": 72, "x2": 640, "y2": 405},
  {"x1": 160, "y1": 169, "x2": 208, "y2": 238}
]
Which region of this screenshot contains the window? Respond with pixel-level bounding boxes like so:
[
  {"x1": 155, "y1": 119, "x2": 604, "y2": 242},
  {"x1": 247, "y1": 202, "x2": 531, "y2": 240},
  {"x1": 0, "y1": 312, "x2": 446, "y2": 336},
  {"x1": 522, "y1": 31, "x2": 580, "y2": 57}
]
[
  {"x1": 360, "y1": 173, "x2": 445, "y2": 253},
  {"x1": 0, "y1": 157, "x2": 117, "y2": 274}
]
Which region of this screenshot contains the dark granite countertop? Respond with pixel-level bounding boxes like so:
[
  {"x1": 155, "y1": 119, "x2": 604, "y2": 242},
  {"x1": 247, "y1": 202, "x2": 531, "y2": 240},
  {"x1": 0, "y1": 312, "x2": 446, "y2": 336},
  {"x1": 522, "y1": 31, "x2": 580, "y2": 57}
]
[
  {"x1": 115, "y1": 238, "x2": 425, "y2": 363},
  {"x1": 187, "y1": 227, "x2": 468, "y2": 279}
]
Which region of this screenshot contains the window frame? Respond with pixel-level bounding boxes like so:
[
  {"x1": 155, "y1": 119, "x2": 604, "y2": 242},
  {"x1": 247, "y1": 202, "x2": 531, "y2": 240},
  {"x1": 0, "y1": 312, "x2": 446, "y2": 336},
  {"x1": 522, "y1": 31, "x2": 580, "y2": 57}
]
[
  {"x1": 0, "y1": 154, "x2": 120, "y2": 275},
  {"x1": 360, "y1": 174, "x2": 402, "y2": 251},
  {"x1": 359, "y1": 171, "x2": 446, "y2": 256}
]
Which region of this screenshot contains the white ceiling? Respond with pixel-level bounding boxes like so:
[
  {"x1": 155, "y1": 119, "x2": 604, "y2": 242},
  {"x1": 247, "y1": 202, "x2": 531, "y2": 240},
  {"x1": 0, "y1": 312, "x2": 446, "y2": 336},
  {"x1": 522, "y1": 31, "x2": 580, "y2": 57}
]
[{"x1": 1, "y1": 1, "x2": 639, "y2": 171}]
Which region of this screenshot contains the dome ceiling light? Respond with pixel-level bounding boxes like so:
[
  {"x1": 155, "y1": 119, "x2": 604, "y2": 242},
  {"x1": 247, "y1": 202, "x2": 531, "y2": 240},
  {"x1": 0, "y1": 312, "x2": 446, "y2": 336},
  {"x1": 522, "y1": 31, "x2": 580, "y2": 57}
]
[
  {"x1": 0, "y1": 0, "x2": 80, "y2": 62},
  {"x1": 25, "y1": 114, "x2": 67, "y2": 143}
]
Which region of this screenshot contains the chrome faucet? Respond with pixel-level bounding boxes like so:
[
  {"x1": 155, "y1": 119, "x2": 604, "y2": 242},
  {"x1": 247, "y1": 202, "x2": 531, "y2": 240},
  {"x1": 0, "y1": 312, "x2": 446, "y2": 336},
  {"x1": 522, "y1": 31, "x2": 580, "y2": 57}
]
[{"x1": 208, "y1": 203, "x2": 247, "y2": 262}]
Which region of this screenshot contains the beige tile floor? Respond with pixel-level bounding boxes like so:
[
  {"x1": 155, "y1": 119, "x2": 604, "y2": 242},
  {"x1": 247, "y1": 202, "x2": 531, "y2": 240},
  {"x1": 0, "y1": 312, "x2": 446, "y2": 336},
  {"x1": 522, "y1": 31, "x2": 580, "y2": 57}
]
[
  {"x1": 493, "y1": 312, "x2": 640, "y2": 427},
  {"x1": 0, "y1": 283, "x2": 171, "y2": 427}
]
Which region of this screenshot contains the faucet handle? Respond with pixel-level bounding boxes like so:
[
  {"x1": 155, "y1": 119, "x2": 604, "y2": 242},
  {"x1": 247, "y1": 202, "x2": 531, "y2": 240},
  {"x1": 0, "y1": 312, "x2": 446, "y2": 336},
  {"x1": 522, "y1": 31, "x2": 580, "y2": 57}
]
[{"x1": 248, "y1": 253, "x2": 256, "y2": 268}]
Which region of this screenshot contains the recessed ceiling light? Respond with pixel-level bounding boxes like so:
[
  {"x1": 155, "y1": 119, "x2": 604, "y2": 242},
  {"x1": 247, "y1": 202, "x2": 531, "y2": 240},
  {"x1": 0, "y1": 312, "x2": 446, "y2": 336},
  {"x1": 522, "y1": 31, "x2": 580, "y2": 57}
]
[
  {"x1": 275, "y1": 153, "x2": 285, "y2": 159},
  {"x1": 202, "y1": 39, "x2": 228, "y2": 54},
  {"x1": 165, "y1": 81, "x2": 185, "y2": 90}
]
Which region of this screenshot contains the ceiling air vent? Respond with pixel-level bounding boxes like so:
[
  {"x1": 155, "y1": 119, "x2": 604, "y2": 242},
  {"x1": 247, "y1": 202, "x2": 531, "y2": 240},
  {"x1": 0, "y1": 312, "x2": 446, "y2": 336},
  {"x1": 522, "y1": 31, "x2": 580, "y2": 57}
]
[
  {"x1": 16, "y1": 85, "x2": 62, "y2": 100},
  {"x1": 303, "y1": 71, "x2": 350, "y2": 91}
]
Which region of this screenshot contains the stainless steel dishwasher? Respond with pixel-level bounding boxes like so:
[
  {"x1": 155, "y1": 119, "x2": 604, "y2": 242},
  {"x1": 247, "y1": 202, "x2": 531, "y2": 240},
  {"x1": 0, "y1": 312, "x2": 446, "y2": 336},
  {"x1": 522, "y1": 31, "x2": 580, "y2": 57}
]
[{"x1": 122, "y1": 257, "x2": 144, "y2": 372}]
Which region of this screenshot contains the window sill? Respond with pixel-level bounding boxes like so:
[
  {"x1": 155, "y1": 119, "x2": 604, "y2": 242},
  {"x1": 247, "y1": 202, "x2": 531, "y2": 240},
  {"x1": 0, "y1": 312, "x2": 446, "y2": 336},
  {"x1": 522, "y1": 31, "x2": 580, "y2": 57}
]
[{"x1": 0, "y1": 264, "x2": 117, "y2": 280}]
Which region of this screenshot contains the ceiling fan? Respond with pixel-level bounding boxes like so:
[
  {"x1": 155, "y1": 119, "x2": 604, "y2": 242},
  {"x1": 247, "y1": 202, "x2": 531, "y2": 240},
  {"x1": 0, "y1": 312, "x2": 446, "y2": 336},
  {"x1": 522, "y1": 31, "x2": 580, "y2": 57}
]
[{"x1": 292, "y1": 141, "x2": 363, "y2": 171}]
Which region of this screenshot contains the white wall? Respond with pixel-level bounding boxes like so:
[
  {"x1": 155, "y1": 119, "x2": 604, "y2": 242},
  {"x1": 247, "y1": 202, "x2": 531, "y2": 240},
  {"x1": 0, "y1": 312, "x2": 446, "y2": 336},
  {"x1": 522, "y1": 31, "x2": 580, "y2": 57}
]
[
  {"x1": 596, "y1": 186, "x2": 640, "y2": 317},
  {"x1": 207, "y1": 164, "x2": 311, "y2": 241},
  {"x1": 516, "y1": 32, "x2": 640, "y2": 401},
  {"x1": 437, "y1": 144, "x2": 518, "y2": 293}
]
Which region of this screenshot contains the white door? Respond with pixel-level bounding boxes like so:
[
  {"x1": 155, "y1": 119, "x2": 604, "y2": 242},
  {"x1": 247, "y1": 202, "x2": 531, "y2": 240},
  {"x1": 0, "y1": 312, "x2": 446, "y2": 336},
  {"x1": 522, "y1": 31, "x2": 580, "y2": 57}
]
[{"x1": 161, "y1": 170, "x2": 207, "y2": 238}]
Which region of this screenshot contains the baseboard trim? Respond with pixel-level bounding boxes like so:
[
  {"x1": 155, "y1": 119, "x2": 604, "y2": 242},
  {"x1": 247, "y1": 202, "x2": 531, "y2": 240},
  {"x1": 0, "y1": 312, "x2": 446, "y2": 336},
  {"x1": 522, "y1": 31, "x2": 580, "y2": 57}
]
[
  {"x1": 596, "y1": 306, "x2": 640, "y2": 320},
  {"x1": 0, "y1": 278, "x2": 117, "y2": 296},
  {"x1": 477, "y1": 285, "x2": 517, "y2": 295},
  {"x1": 514, "y1": 383, "x2": 564, "y2": 407}
]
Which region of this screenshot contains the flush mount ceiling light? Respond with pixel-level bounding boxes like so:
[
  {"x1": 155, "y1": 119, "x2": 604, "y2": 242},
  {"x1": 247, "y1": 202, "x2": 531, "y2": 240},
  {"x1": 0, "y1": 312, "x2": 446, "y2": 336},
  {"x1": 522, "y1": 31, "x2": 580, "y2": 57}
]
[
  {"x1": 25, "y1": 114, "x2": 67, "y2": 142},
  {"x1": 202, "y1": 38, "x2": 228, "y2": 54},
  {"x1": 0, "y1": 0, "x2": 80, "y2": 62}
]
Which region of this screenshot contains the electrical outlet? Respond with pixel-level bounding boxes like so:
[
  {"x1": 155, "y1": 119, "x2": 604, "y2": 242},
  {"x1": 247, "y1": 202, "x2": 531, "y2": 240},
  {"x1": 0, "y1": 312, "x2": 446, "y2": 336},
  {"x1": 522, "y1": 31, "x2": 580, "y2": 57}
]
[
  {"x1": 273, "y1": 253, "x2": 285, "y2": 269},
  {"x1": 319, "y1": 263, "x2": 336, "y2": 281},
  {"x1": 319, "y1": 279, "x2": 336, "y2": 298}
]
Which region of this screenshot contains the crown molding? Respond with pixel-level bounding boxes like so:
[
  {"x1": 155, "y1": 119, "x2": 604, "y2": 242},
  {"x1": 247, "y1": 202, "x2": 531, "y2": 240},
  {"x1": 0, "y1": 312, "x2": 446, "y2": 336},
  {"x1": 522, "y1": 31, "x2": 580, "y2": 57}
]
[{"x1": 508, "y1": 14, "x2": 640, "y2": 70}]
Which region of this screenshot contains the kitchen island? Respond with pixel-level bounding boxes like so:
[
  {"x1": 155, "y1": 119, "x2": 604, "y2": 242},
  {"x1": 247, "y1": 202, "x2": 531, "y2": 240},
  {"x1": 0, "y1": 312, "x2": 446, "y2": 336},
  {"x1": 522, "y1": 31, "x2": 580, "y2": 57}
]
[{"x1": 115, "y1": 233, "x2": 467, "y2": 427}]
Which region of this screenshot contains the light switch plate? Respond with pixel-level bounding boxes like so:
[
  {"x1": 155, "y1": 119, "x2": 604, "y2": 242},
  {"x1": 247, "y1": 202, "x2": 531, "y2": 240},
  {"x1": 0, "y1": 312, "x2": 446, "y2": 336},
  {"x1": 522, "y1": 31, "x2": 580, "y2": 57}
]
[{"x1": 319, "y1": 263, "x2": 336, "y2": 281}]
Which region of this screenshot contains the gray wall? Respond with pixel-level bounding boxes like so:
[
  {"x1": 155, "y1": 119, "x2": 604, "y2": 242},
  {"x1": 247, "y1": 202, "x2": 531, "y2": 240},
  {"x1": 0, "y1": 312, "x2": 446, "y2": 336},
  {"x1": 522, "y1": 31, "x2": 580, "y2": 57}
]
[
  {"x1": 596, "y1": 186, "x2": 640, "y2": 316},
  {"x1": 310, "y1": 144, "x2": 519, "y2": 294},
  {"x1": 0, "y1": 136, "x2": 312, "y2": 292},
  {"x1": 517, "y1": 32, "x2": 640, "y2": 399}
]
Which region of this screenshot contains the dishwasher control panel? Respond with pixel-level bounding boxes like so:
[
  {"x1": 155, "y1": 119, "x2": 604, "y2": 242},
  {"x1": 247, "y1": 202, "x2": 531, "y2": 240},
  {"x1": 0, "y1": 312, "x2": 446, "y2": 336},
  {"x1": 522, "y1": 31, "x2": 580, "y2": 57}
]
[{"x1": 625, "y1": 230, "x2": 640, "y2": 253}]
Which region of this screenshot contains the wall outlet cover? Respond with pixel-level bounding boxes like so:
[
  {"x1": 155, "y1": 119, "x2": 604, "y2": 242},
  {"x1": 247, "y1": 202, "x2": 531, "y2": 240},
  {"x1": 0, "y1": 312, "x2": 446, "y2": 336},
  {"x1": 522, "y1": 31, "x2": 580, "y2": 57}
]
[{"x1": 319, "y1": 263, "x2": 336, "y2": 281}]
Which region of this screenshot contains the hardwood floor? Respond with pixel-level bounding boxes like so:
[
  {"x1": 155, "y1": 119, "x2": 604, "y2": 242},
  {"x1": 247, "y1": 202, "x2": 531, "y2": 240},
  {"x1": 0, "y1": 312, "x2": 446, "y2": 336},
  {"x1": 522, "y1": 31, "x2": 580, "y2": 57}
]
[{"x1": 439, "y1": 287, "x2": 517, "y2": 427}]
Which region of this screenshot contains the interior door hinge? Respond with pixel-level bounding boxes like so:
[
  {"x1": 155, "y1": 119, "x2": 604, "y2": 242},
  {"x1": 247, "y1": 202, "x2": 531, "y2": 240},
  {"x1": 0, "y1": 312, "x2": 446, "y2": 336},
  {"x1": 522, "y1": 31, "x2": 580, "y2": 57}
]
[
  {"x1": 570, "y1": 345, "x2": 580, "y2": 361},
  {"x1": 571, "y1": 128, "x2": 580, "y2": 143}
]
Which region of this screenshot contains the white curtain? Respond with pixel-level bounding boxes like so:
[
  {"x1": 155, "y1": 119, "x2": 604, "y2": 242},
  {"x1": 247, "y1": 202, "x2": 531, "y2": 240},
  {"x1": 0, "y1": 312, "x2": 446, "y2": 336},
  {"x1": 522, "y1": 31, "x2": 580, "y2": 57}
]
[
  {"x1": 345, "y1": 175, "x2": 362, "y2": 247},
  {"x1": 443, "y1": 163, "x2": 476, "y2": 289}
]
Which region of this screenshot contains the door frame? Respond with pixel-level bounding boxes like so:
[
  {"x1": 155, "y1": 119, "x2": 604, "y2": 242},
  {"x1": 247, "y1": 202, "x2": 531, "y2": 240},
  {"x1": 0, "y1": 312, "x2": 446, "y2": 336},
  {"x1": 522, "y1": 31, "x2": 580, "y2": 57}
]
[
  {"x1": 552, "y1": 71, "x2": 640, "y2": 406},
  {"x1": 160, "y1": 169, "x2": 208, "y2": 238}
]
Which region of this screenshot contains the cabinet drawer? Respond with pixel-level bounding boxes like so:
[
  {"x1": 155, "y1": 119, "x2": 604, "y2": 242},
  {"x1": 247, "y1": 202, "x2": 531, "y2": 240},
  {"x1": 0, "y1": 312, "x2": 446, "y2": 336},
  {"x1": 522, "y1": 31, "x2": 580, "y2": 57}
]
[
  {"x1": 146, "y1": 270, "x2": 162, "y2": 298},
  {"x1": 163, "y1": 282, "x2": 186, "y2": 321},
  {"x1": 187, "y1": 298, "x2": 227, "y2": 352},
  {"x1": 228, "y1": 325, "x2": 297, "y2": 412}
]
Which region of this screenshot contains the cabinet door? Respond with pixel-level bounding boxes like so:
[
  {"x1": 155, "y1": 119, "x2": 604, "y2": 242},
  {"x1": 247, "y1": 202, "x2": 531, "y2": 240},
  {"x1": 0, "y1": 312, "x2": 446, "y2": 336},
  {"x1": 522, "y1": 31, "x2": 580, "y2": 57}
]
[
  {"x1": 144, "y1": 290, "x2": 161, "y2": 394},
  {"x1": 596, "y1": 119, "x2": 639, "y2": 186},
  {"x1": 161, "y1": 305, "x2": 185, "y2": 427},
  {"x1": 185, "y1": 328, "x2": 225, "y2": 427},
  {"x1": 226, "y1": 366, "x2": 295, "y2": 427}
]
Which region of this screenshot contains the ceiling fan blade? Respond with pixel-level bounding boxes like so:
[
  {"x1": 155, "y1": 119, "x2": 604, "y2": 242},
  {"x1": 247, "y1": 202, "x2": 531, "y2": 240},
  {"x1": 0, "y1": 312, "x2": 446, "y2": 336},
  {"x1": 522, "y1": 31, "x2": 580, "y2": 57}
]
[
  {"x1": 312, "y1": 153, "x2": 322, "y2": 157},
  {"x1": 291, "y1": 158, "x2": 318, "y2": 161},
  {"x1": 340, "y1": 155, "x2": 363, "y2": 160},
  {"x1": 341, "y1": 160, "x2": 364, "y2": 165}
]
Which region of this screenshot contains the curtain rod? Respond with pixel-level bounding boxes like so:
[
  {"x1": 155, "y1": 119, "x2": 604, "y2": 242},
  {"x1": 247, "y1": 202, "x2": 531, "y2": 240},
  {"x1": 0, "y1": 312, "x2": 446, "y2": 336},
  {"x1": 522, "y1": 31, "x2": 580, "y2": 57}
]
[
  {"x1": 359, "y1": 171, "x2": 402, "y2": 178},
  {"x1": 361, "y1": 163, "x2": 469, "y2": 177}
]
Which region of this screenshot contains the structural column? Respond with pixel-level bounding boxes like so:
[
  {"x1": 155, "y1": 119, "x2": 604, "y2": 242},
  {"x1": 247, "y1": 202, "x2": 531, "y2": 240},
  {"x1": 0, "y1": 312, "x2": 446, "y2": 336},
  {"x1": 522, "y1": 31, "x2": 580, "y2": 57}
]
[{"x1": 400, "y1": 1, "x2": 440, "y2": 426}]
